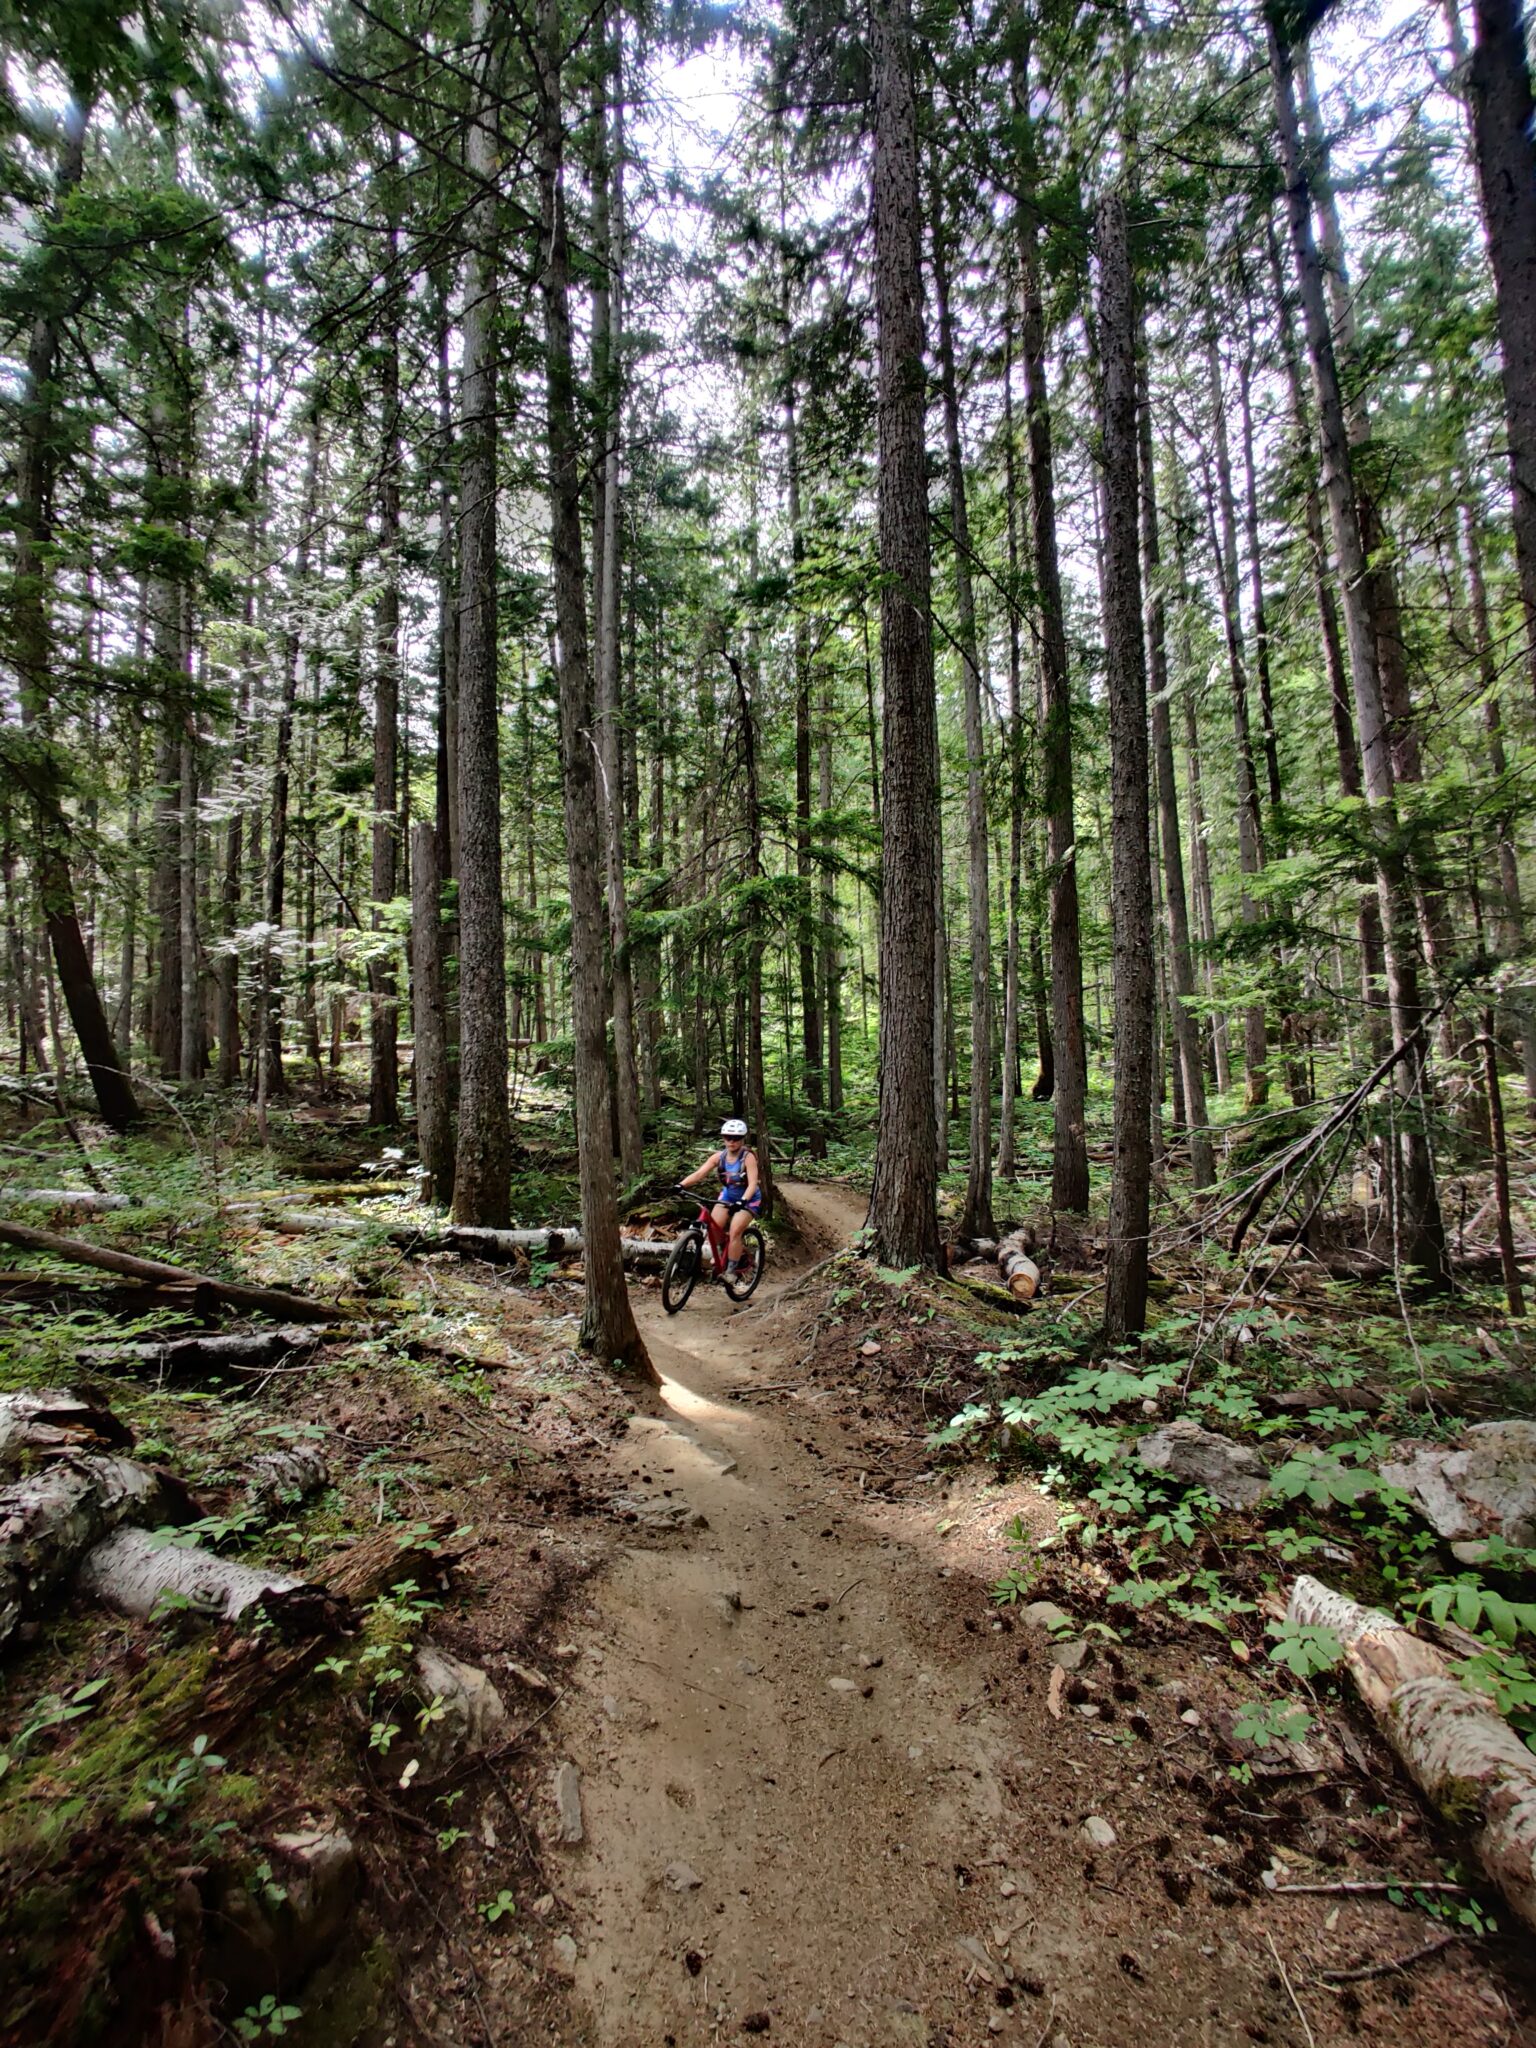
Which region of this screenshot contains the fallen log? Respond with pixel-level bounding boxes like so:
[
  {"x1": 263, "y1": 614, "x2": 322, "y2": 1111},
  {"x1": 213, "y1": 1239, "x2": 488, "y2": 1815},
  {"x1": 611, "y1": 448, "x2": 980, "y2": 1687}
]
[
  {"x1": 0, "y1": 1389, "x2": 134, "y2": 1465},
  {"x1": 77, "y1": 1325, "x2": 323, "y2": 1380},
  {"x1": 1289, "y1": 1574, "x2": 1536, "y2": 1936},
  {"x1": 0, "y1": 1454, "x2": 195, "y2": 1649},
  {"x1": 0, "y1": 1273, "x2": 210, "y2": 1317},
  {"x1": 0, "y1": 1220, "x2": 347, "y2": 1323},
  {"x1": 946, "y1": 1274, "x2": 1031, "y2": 1318},
  {"x1": 245, "y1": 1442, "x2": 330, "y2": 1513},
  {"x1": 79, "y1": 1525, "x2": 336, "y2": 1632},
  {"x1": 996, "y1": 1229, "x2": 1041, "y2": 1302},
  {"x1": 0, "y1": 1189, "x2": 132, "y2": 1213},
  {"x1": 389, "y1": 1223, "x2": 672, "y2": 1272}
]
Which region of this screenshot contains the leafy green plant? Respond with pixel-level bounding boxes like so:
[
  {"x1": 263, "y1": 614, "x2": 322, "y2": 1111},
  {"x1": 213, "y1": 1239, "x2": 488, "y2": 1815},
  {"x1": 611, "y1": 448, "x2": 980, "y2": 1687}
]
[
  {"x1": 1230, "y1": 1699, "x2": 1315, "y2": 1748},
  {"x1": 144, "y1": 1734, "x2": 225, "y2": 1822},
  {"x1": 1412, "y1": 1578, "x2": 1536, "y2": 1645},
  {"x1": 234, "y1": 1995, "x2": 302, "y2": 2040},
  {"x1": 1265, "y1": 1620, "x2": 1345, "y2": 1678},
  {"x1": 480, "y1": 1889, "x2": 516, "y2": 1923},
  {"x1": 0, "y1": 1677, "x2": 109, "y2": 1778}
]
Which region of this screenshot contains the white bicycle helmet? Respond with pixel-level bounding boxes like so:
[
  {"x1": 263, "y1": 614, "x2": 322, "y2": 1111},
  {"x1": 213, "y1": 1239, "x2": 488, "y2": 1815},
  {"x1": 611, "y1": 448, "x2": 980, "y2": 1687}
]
[{"x1": 720, "y1": 1117, "x2": 748, "y2": 1138}]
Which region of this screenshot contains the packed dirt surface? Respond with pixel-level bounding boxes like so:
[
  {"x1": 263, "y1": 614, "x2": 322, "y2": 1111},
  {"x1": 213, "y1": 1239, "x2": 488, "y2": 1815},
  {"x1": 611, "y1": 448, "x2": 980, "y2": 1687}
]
[{"x1": 539, "y1": 1184, "x2": 1535, "y2": 2048}]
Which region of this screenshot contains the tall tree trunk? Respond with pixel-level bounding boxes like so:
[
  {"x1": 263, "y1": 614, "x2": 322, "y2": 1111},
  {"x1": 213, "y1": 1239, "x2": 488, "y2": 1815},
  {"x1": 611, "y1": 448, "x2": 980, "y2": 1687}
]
[
  {"x1": 370, "y1": 212, "x2": 402, "y2": 1128},
  {"x1": 930, "y1": 180, "x2": 994, "y2": 1240},
  {"x1": 1201, "y1": 340, "x2": 1269, "y2": 1107},
  {"x1": 866, "y1": 0, "x2": 942, "y2": 1271},
  {"x1": 1138, "y1": 358, "x2": 1214, "y2": 1191},
  {"x1": 452, "y1": 0, "x2": 513, "y2": 1225},
  {"x1": 1013, "y1": 50, "x2": 1088, "y2": 1209},
  {"x1": 819, "y1": 683, "x2": 843, "y2": 1114},
  {"x1": 1098, "y1": 190, "x2": 1156, "y2": 1343},
  {"x1": 1270, "y1": 19, "x2": 1447, "y2": 1288},
  {"x1": 590, "y1": 26, "x2": 644, "y2": 1186},
  {"x1": 9, "y1": 103, "x2": 138, "y2": 1130},
  {"x1": 537, "y1": 0, "x2": 651, "y2": 1377},
  {"x1": 998, "y1": 337, "x2": 1025, "y2": 1178},
  {"x1": 786, "y1": 382, "x2": 825, "y2": 1152},
  {"x1": 1465, "y1": 0, "x2": 1536, "y2": 697}
]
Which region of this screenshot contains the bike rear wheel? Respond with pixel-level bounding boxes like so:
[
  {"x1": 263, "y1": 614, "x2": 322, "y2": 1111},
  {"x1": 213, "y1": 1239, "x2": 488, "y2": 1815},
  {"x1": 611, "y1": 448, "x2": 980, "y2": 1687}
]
[
  {"x1": 661, "y1": 1231, "x2": 702, "y2": 1315},
  {"x1": 723, "y1": 1224, "x2": 766, "y2": 1303}
]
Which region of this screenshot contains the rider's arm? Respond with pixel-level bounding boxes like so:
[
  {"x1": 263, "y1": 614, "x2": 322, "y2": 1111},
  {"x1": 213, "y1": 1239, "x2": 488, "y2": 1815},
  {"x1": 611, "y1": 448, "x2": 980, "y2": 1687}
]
[
  {"x1": 743, "y1": 1150, "x2": 759, "y2": 1200},
  {"x1": 679, "y1": 1152, "x2": 718, "y2": 1189}
]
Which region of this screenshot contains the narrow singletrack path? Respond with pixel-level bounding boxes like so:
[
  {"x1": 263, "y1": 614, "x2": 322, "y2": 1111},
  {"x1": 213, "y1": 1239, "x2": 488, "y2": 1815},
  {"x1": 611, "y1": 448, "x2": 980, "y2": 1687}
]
[{"x1": 546, "y1": 1184, "x2": 1418, "y2": 2048}]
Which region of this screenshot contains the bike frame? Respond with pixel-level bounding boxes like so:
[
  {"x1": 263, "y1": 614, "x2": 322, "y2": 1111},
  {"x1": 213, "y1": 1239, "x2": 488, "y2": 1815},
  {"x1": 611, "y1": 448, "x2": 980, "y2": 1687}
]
[{"x1": 686, "y1": 1199, "x2": 751, "y2": 1271}]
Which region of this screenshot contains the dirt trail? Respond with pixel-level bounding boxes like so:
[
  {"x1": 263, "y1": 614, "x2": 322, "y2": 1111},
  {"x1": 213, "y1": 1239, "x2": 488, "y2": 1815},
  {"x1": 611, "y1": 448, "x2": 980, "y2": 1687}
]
[{"x1": 546, "y1": 1184, "x2": 1520, "y2": 2048}]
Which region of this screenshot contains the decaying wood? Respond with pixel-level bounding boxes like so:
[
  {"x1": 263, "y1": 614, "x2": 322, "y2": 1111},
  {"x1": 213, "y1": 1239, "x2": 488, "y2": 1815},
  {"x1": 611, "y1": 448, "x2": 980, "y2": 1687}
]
[
  {"x1": 0, "y1": 1388, "x2": 133, "y2": 1464},
  {"x1": 390, "y1": 1223, "x2": 672, "y2": 1271},
  {"x1": 166, "y1": 1520, "x2": 465, "y2": 1746},
  {"x1": 0, "y1": 1220, "x2": 347, "y2": 1322},
  {"x1": 1290, "y1": 1574, "x2": 1536, "y2": 1935},
  {"x1": 0, "y1": 1454, "x2": 194, "y2": 1648},
  {"x1": 946, "y1": 1274, "x2": 1031, "y2": 1317},
  {"x1": 77, "y1": 1326, "x2": 323, "y2": 1379},
  {"x1": 0, "y1": 1189, "x2": 132, "y2": 1212},
  {"x1": 79, "y1": 1525, "x2": 336, "y2": 1632},
  {"x1": 0, "y1": 1273, "x2": 210, "y2": 1316},
  {"x1": 245, "y1": 1442, "x2": 329, "y2": 1512},
  {"x1": 996, "y1": 1229, "x2": 1041, "y2": 1301}
]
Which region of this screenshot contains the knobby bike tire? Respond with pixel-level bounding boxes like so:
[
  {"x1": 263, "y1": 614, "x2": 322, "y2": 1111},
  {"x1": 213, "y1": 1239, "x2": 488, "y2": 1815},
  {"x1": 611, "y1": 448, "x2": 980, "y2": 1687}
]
[
  {"x1": 662, "y1": 1231, "x2": 702, "y2": 1315},
  {"x1": 723, "y1": 1224, "x2": 767, "y2": 1302}
]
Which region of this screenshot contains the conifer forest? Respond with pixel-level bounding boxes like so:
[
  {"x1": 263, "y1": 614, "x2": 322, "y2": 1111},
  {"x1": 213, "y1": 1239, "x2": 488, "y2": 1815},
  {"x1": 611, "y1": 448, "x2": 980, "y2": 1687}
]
[{"x1": 7, "y1": 0, "x2": 1536, "y2": 2041}]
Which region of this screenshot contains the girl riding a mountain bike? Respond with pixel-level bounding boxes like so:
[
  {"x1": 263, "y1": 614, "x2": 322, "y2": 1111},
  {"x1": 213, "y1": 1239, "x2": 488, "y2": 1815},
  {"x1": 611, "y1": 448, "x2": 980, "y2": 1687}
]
[{"x1": 680, "y1": 1118, "x2": 761, "y2": 1281}]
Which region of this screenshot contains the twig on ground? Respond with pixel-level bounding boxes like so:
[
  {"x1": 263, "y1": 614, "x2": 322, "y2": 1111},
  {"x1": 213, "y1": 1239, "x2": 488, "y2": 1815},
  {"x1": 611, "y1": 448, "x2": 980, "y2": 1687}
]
[
  {"x1": 1318, "y1": 1932, "x2": 1465, "y2": 1985},
  {"x1": 1266, "y1": 1931, "x2": 1316, "y2": 2048},
  {"x1": 1272, "y1": 1879, "x2": 1472, "y2": 1898}
]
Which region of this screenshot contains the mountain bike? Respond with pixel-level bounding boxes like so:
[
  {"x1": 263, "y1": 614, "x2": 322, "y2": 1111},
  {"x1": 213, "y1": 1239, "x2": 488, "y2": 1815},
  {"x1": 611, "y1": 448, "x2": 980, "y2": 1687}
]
[{"x1": 661, "y1": 1189, "x2": 766, "y2": 1314}]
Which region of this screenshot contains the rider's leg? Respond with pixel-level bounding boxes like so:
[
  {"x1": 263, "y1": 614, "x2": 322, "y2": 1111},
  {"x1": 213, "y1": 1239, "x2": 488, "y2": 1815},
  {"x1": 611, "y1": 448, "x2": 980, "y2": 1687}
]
[
  {"x1": 728, "y1": 1207, "x2": 750, "y2": 1271},
  {"x1": 711, "y1": 1203, "x2": 732, "y2": 1270}
]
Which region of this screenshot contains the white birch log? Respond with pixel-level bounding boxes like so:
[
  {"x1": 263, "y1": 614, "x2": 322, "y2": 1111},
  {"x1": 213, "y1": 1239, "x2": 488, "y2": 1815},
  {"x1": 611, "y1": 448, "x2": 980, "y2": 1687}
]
[
  {"x1": 390, "y1": 1225, "x2": 671, "y2": 1271},
  {"x1": 0, "y1": 1189, "x2": 132, "y2": 1212},
  {"x1": 996, "y1": 1229, "x2": 1041, "y2": 1301},
  {"x1": 77, "y1": 1327, "x2": 322, "y2": 1379},
  {"x1": 79, "y1": 1525, "x2": 334, "y2": 1630},
  {"x1": 245, "y1": 1443, "x2": 330, "y2": 1514},
  {"x1": 1290, "y1": 1574, "x2": 1536, "y2": 1935},
  {"x1": 0, "y1": 1455, "x2": 185, "y2": 1647}
]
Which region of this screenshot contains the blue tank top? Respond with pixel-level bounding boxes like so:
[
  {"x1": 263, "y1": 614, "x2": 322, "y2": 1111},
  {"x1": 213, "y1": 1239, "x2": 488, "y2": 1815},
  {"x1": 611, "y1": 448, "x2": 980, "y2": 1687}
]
[{"x1": 718, "y1": 1147, "x2": 750, "y2": 1196}]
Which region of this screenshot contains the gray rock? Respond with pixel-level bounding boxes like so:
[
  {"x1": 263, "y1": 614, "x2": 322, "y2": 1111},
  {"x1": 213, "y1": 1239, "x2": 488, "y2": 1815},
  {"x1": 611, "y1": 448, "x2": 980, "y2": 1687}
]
[
  {"x1": 413, "y1": 1648, "x2": 508, "y2": 1772},
  {"x1": 1019, "y1": 1600, "x2": 1073, "y2": 1634},
  {"x1": 551, "y1": 1760, "x2": 584, "y2": 1845},
  {"x1": 1048, "y1": 1639, "x2": 1091, "y2": 1672},
  {"x1": 549, "y1": 1932, "x2": 579, "y2": 1977},
  {"x1": 828, "y1": 1676, "x2": 858, "y2": 1692},
  {"x1": 1135, "y1": 1419, "x2": 1269, "y2": 1509},
  {"x1": 1378, "y1": 1422, "x2": 1536, "y2": 1545},
  {"x1": 664, "y1": 1860, "x2": 704, "y2": 1891},
  {"x1": 1079, "y1": 1816, "x2": 1117, "y2": 1849}
]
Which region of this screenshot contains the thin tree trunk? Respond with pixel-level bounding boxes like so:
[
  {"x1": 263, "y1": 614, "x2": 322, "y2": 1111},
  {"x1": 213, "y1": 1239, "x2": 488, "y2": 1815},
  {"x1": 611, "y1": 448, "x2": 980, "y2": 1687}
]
[
  {"x1": 998, "y1": 337, "x2": 1024, "y2": 1178},
  {"x1": 536, "y1": 0, "x2": 652, "y2": 1377},
  {"x1": 452, "y1": 0, "x2": 513, "y2": 1225},
  {"x1": 786, "y1": 382, "x2": 825, "y2": 1151},
  {"x1": 931, "y1": 179, "x2": 993, "y2": 1239},
  {"x1": 1013, "y1": 50, "x2": 1087, "y2": 1209},
  {"x1": 409, "y1": 819, "x2": 454, "y2": 1207},
  {"x1": 866, "y1": 0, "x2": 942, "y2": 1270},
  {"x1": 9, "y1": 103, "x2": 138, "y2": 1130},
  {"x1": 1138, "y1": 359, "x2": 1214, "y2": 1192},
  {"x1": 1098, "y1": 190, "x2": 1156, "y2": 1343},
  {"x1": 1465, "y1": 0, "x2": 1536, "y2": 698},
  {"x1": 370, "y1": 207, "x2": 402, "y2": 1128}
]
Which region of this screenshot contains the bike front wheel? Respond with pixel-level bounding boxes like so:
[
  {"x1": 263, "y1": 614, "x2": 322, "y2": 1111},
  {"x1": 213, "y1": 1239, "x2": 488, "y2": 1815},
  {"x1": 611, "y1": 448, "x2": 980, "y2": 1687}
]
[
  {"x1": 661, "y1": 1231, "x2": 702, "y2": 1315},
  {"x1": 723, "y1": 1224, "x2": 766, "y2": 1303}
]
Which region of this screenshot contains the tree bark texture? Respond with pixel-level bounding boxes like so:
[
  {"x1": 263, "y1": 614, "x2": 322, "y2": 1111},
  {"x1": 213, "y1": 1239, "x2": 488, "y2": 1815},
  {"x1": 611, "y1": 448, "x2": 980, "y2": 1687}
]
[
  {"x1": 452, "y1": 0, "x2": 513, "y2": 1225},
  {"x1": 409, "y1": 818, "x2": 455, "y2": 1206},
  {"x1": 370, "y1": 217, "x2": 402, "y2": 1128},
  {"x1": 866, "y1": 0, "x2": 942, "y2": 1272},
  {"x1": 537, "y1": 0, "x2": 654, "y2": 1381},
  {"x1": 1097, "y1": 191, "x2": 1156, "y2": 1344}
]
